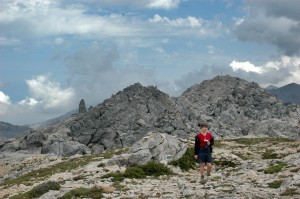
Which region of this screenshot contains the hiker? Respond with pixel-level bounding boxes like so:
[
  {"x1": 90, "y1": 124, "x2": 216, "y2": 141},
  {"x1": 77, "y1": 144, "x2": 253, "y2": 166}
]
[{"x1": 194, "y1": 122, "x2": 214, "y2": 180}]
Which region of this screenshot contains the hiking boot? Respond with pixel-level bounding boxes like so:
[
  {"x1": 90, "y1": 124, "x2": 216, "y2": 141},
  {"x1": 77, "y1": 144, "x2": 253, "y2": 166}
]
[{"x1": 200, "y1": 175, "x2": 206, "y2": 184}]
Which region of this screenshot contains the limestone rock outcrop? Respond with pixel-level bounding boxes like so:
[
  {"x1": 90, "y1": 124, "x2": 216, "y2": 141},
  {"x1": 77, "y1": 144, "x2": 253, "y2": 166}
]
[
  {"x1": 178, "y1": 76, "x2": 300, "y2": 139},
  {"x1": 79, "y1": 99, "x2": 87, "y2": 114},
  {"x1": 107, "y1": 132, "x2": 188, "y2": 166}
]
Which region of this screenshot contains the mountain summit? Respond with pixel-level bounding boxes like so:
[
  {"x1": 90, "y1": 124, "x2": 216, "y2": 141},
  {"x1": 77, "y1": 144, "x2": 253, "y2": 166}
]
[
  {"x1": 269, "y1": 83, "x2": 300, "y2": 104},
  {"x1": 1, "y1": 76, "x2": 299, "y2": 156}
]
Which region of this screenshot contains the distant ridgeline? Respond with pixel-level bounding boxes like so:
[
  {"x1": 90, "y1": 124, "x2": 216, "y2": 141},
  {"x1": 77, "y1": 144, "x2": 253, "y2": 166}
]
[
  {"x1": 1, "y1": 76, "x2": 299, "y2": 156},
  {"x1": 267, "y1": 83, "x2": 300, "y2": 105}
]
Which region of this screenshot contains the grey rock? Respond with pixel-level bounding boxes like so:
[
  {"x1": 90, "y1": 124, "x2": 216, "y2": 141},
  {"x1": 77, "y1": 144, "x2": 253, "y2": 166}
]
[
  {"x1": 108, "y1": 132, "x2": 187, "y2": 166},
  {"x1": 42, "y1": 141, "x2": 91, "y2": 156},
  {"x1": 79, "y1": 99, "x2": 87, "y2": 114},
  {"x1": 178, "y1": 76, "x2": 300, "y2": 139},
  {"x1": 90, "y1": 144, "x2": 105, "y2": 153}
]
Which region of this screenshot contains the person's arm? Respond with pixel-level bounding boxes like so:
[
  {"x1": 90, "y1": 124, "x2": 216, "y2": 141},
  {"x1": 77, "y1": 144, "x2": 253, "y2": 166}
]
[
  {"x1": 210, "y1": 136, "x2": 214, "y2": 146},
  {"x1": 194, "y1": 135, "x2": 199, "y2": 155}
]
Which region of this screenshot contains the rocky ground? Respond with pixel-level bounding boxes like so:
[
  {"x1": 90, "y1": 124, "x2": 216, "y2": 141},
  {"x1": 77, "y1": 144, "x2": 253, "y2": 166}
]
[{"x1": 0, "y1": 137, "x2": 299, "y2": 199}]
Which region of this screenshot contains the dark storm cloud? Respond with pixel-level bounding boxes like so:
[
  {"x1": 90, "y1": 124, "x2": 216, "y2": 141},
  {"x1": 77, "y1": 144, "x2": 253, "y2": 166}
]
[{"x1": 235, "y1": 0, "x2": 300, "y2": 56}]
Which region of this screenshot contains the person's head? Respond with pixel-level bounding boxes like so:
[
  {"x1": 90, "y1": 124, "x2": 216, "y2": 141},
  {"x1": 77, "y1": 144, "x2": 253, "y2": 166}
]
[{"x1": 198, "y1": 122, "x2": 209, "y2": 132}]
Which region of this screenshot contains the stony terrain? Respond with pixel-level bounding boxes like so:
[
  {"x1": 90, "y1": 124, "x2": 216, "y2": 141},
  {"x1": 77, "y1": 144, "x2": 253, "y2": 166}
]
[
  {"x1": 1, "y1": 76, "x2": 299, "y2": 157},
  {"x1": 0, "y1": 136, "x2": 299, "y2": 199}
]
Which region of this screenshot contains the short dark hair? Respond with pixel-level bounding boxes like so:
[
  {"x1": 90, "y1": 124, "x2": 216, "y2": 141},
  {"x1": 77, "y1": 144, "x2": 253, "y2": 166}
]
[{"x1": 198, "y1": 122, "x2": 209, "y2": 128}]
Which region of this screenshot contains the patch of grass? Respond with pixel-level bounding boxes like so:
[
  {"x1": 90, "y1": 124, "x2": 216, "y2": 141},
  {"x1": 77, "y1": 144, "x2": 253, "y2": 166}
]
[
  {"x1": 289, "y1": 143, "x2": 299, "y2": 148},
  {"x1": 9, "y1": 181, "x2": 61, "y2": 199},
  {"x1": 168, "y1": 147, "x2": 196, "y2": 171},
  {"x1": 213, "y1": 140, "x2": 227, "y2": 148},
  {"x1": 280, "y1": 188, "x2": 299, "y2": 196},
  {"x1": 228, "y1": 137, "x2": 295, "y2": 145},
  {"x1": 211, "y1": 176, "x2": 221, "y2": 181},
  {"x1": 112, "y1": 182, "x2": 129, "y2": 191},
  {"x1": 268, "y1": 180, "x2": 284, "y2": 189},
  {"x1": 262, "y1": 149, "x2": 278, "y2": 159},
  {"x1": 0, "y1": 148, "x2": 128, "y2": 188},
  {"x1": 214, "y1": 160, "x2": 238, "y2": 168},
  {"x1": 264, "y1": 162, "x2": 288, "y2": 174},
  {"x1": 73, "y1": 175, "x2": 86, "y2": 181},
  {"x1": 101, "y1": 161, "x2": 173, "y2": 182},
  {"x1": 58, "y1": 187, "x2": 102, "y2": 199},
  {"x1": 232, "y1": 152, "x2": 251, "y2": 160},
  {"x1": 98, "y1": 163, "x2": 106, "y2": 167}
]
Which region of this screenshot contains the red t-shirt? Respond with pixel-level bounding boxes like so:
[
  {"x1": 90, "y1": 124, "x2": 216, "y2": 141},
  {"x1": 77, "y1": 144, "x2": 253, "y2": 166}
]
[{"x1": 197, "y1": 132, "x2": 212, "y2": 147}]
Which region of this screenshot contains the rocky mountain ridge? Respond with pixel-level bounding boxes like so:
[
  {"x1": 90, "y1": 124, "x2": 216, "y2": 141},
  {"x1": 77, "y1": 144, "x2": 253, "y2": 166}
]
[
  {"x1": 0, "y1": 122, "x2": 30, "y2": 139},
  {"x1": 1, "y1": 76, "x2": 299, "y2": 156},
  {"x1": 268, "y1": 83, "x2": 300, "y2": 105}
]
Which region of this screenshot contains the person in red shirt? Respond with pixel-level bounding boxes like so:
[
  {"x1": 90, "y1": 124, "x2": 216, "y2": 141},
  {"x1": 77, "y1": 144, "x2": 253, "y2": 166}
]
[{"x1": 194, "y1": 122, "x2": 214, "y2": 180}]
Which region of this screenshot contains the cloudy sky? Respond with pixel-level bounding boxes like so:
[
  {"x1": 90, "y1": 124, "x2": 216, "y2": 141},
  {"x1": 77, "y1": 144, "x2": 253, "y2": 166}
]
[{"x1": 1, "y1": 0, "x2": 300, "y2": 125}]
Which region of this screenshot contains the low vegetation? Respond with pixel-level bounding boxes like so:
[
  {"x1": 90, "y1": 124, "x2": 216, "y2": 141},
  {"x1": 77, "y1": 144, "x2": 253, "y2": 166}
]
[
  {"x1": 264, "y1": 162, "x2": 288, "y2": 174},
  {"x1": 0, "y1": 148, "x2": 128, "y2": 187},
  {"x1": 169, "y1": 147, "x2": 196, "y2": 171},
  {"x1": 214, "y1": 160, "x2": 238, "y2": 168},
  {"x1": 9, "y1": 181, "x2": 61, "y2": 199},
  {"x1": 268, "y1": 180, "x2": 284, "y2": 189},
  {"x1": 102, "y1": 161, "x2": 173, "y2": 182},
  {"x1": 262, "y1": 149, "x2": 279, "y2": 159},
  {"x1": 58, "y1": 187, "x2": 103, "y2": 199},
  {"x1": 228, "y1": 137, "x2": 295, "y2": 145}
]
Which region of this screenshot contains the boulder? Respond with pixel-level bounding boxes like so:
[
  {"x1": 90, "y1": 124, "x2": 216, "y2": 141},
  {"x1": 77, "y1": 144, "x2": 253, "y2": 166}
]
[
  {"x1": 108, "y1": 132, "x2": 188, "y2": 166},
  {"x1": 41, "y1": 141, "x2": 91, "y2": 156}
]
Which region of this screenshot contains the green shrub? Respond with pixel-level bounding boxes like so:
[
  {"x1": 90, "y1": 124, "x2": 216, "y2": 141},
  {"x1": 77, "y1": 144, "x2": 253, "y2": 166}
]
[
  {"x1": 169, "y1": 147, "x2": 196, "y2": 171},
  {"x1": 138, "y1": 161, "x2": 173, "y2": 176},
  {"x1": 73, "y1": 175, "x2": 85, "y2": 181},
  {"x1": 262, "y1": 149, "x2": 278, "y2": 159},
  {"x1": 214, "y1": 160, "x2": 237, "y2": 168},
  {"x1": 268, "y1": 180, "x2": 283, "y2": 189},
  {"x1": 123, "y1": 167, "x2": 146, "y2": 179},
  {"x1": 58, "y1": 187, "x2": 102, "y2": 199},
  {"x1": 10, "y1": 181, "x2": 61, "y2": 199},
  {"x1": 101, "y1": 161, "x2": 173, "y2": 182},
  {"x1": 98, "y1": 163, "x2": 105, "y2": 167},
  {"x1": 264, "y1": 162, "x2": 288, "y2": 174}
]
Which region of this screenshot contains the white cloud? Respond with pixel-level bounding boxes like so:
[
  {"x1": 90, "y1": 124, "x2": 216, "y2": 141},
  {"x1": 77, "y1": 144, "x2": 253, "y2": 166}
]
[
  {"x1": 150, "y1": 14, "x2": 203, "y2": 27},
  {"x1": 147, "y1": 0, "x2": 180, "y2": 9},
  {"x1": 18, "y1": 97, "x2": 39, "y2": 106},
  {"x1": 230, "y1": 60, "x2": 265, "y2": 74},
  {"x1": 0, "y1": 0, "x2": 224, "y2": 43},
  {"x1": 0, "y1": 91, "x2": 11, "y2": 104},
  {"x1": 63, "y1": 0, "x2": 181, "y2": 10},
  {"x1": 0, "y1": 0, "x2": 142, "y2": 38},
  {"x1": 0, "y1": 36, "x2": 20, "y2": 46},
  {"x1": 149, "y1": 14, "x2": 223, "y2": 37},
  {"x1": 26, "y1": 75, "x2": 74, "y2": 110}
]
